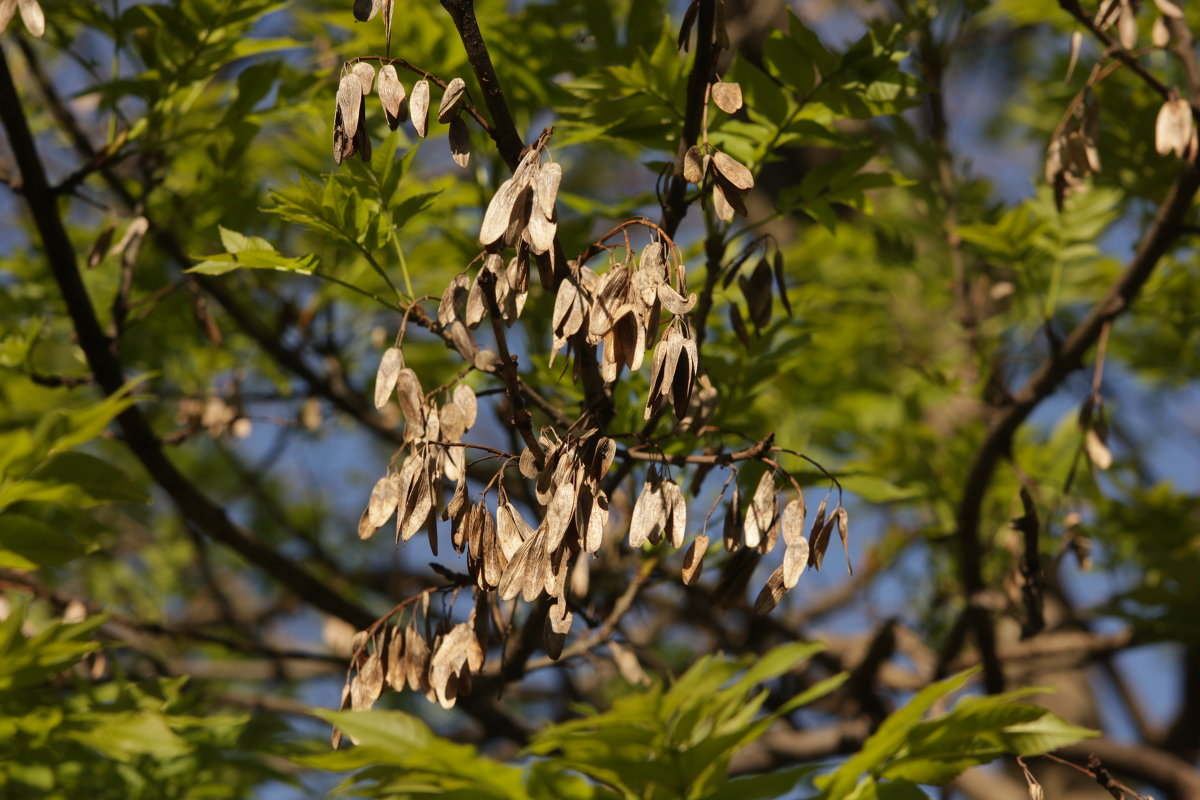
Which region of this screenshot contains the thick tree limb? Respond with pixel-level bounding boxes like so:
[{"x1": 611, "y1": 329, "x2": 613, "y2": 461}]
[
  {"x1": 952, "y1": 156, "x2": 1200, "y2": 691},
  {"x1": 0, "y1": 46, "x2": 375, "y2": 631},
  {"x1": 661, "y1": 0, "x2": 717, "y2": 238}
]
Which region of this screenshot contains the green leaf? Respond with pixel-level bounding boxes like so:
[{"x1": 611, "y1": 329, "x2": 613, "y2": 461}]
[
  {"x1": 0, "y1": 514, "x2": 87, "y2": 568},
  {"x1": 311, "y1": 709, "x2": 434, "y2": 752},
  {"x1": 69, "y1": 711, "x2": 191, "y2": 761}
]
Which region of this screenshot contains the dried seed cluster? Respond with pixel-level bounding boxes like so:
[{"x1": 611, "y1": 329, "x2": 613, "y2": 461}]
[
  {"x1": 0, "y1": 0, "x2": 45, "y2": 37},
  {"x1": 331, "y1": 8, "x2": 846, "y2": 718},
  {"x1": 333, "y1": 59, "x2": 471, "y2": 168},
  {"x1": 1049, "y1": 0, "x2": 1197, "y2": 207}
]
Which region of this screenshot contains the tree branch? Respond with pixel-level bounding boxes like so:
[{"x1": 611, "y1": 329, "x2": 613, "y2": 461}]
[
  {"x1": 661, "y1": 0, "x2": 717, "y2": 238},
  {"x1": 952, "y1": 155, "x2": 1200, "y2": 691},
  {"x1": 438, "y1": 0, "x2": 525, "y2": 170},
  {"x1": 0, "y1": 47, "x2": 375, "y2": 631}
]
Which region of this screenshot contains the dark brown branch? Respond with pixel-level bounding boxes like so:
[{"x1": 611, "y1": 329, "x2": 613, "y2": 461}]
[
  {"x1": 478, "y1": 268, "x2": 545, "y2": 467},
  {"x1": 438, "y1": 0, "x2": 525, "y2": 170},
  {"x1": 1056, "y1": 741, "x2": 1200, "y2": 800},
  {"x1": 0, "y1": 47, "x2": 375, "y2": 631},
  {"x1": 1057, "y1": 1, "x2": 1172, "y2": 100},
  {"x1": 952, "y1": 154, "x2": 1200, "y2": 691},
  {"x1": 661, "y1": 0, "x2": 717, "y2": 237}
]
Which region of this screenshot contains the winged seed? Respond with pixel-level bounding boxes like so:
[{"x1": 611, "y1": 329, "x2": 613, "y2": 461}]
[
  {"x1": 711, "y1": 80, "x2": 744, "y2": 114},
  {"x1": 782, "y1": 539, "x2": 809, "y2": 589},
  {"x1": 1155, "y1": 98, "x2": 1193, "y2": 157},
  {"x1": 712, "y1": 180, "x2": 735, "y2": 221},
  {"x1": 712, "y1": 151, "x2": 754, "y2": 190},
  {"x1": 448, "y1": 115, "x2": 471, "y2": 168},
  {"x1": 753, "y1": 566, "x2": 788, "y2": 615},
  {"x1": 836, "y1": 506, "x2": 853, "y2": 574},
  {"x1": 682, "y1": 534, "x2": 709, "y2": 585},
  {"x1": 437, "y1": 77, "x2": 467, "y2": 123},
  {"x1": 536, "y1": 162, "x2": 562, "y2": 219},
  {"x1": 374, "y1": 347, "x2": 403, "y2": 409},
  {"x1": 394, "y1": 367, "x2": 424, "y2": 425},
  {"x1": 683, "y1": 146, "x2": 706, "y2": 183},
  {"x1": 480, "y1": 177, "x2": 523, "y2": 246},
  {"x1": 352, "y1": 62, "x2": 376, "y2": 95},
  {"x1": 353, "y1": 0, "x2": 381, "y2": 21},
  {"x1": 377, "y1": 66, "x2": 408, "y2": 129},
  {"x1": 410, "y1": 79, "x2": 430, "y2": 137},
  {"x1": 337, "y1": 75, "x2": 363, "y2": 142},
  {"x1": 367, "y1": 473, "x2": 401, "y2": 528},
  {"x1": 781, "y1": 496, "x2": 806, "y2": 546},
  {"x1": 629, "y1": 469, "x2": 667, "y2": 547}
]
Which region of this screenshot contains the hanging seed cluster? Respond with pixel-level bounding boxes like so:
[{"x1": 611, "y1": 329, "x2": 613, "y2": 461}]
[
  {"x1": 1047, "y1": 0, "x2": 1194, "y2": 208},
  {"x1": 682, "y1": 78, "x2": 754, "y2": 221},
  {"x1": 334, "y1": 58, "x2": 471, "y2": 168},
  {"x1": 332, "y1": 3, "x2": 852, "y2": 716},
  {"x1": 0, "y1": 0, "x2": 45, "y2": 37}
]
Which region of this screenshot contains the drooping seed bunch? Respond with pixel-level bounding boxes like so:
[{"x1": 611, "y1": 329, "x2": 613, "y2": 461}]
[
  {"x1": 331, "y1": 6, "x2": 851, "y2": 717},
  {"x1": 333, "y1": 58, "x2": 471, "y2": 168}
]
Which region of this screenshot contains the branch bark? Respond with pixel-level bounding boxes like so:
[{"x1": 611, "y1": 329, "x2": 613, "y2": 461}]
[
  {"x1": 952, "y1": 156, "x2": 1200, "y2": 691},
  {"x1": 661, "y1": 0, "x2": 717, "y2": 238},
  {"x1": 0, "y1": 47, "x2": 375, "y2": 631}
]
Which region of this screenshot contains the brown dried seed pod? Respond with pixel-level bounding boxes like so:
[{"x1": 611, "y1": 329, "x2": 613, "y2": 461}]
[
  {"x1": 542, "y1": 482, "x2": 576, "y2": 552},
  {"x1": 367, "y1": 473, "x2": 401, "y2": 528},
  {"x1": 1118, "y1": 2, "x2": 1137, "y2": 48},
  {"x1": 671, "y1": 334, "x2": 698, "y2": 420},
  {"x1": 385, "y1": 624, "x2": 406, "y2": 690},
  {"x1": 629, "y1": 468, "x2": 667, "y2": 547},
  {"x1": 682, "y1": 534, "x2": 709, "y2": 585},
  {"x1": 357, "y1": 507, "x2": 377, "y2": 540},
  {"x1": 728, "y1": 302, "x2": 751, "y2": 347},
  {"x1": 403, "y1": 624, "x2": 428, "y2": 692},
  {"x1": 753, "y1": 566, "x2": 788, "y2": 615},
  {"x1": 519, "y1": 447, "x2": 538, "y2": 479},
  {"x1": 377, "y1": 65, "x2": 408, "y2": 130},
  {"x1": 1155, "y1": 0, "x2": 1184, "y2": 17},
  {"x1": 740, "y1": 259, "x2": 774, "y2": 329},
  {"x1": 781, "y1": 496, "x2": 806, "y2": 547},
  {"x1": 336, "y1": 74, "x2": 363, "y2": 143},
  {"x1": 353, "y1": 0, "x2": 381, "y2": 22},
  {"x1": 394, "y1": 367, "x2": 424, "y2": 425},
  {"x1": 410, "y1": 78, "x2": 430, "y2": 137},
  {"x1": 836, "y1": 506, "x2": 853, "y2": 574},
  {"x1": 807, "y1": 498, "x2": 828, "y2": 567},
  {"x1": 610, "y1": 640, "x2": 650, "y2": 685},
  {"x1": 374, "y1": 347, "x2": 403, "y2": 409},
  {"x1": 1156, "y1": 98, "x2": 1193, "y2": 158},
  {"x1": 496, "y1": 501, "x2": 532, "y2": 560},
  {"x1": 782, "y1": 539, "x2": 809, "y2": 589},
  {"x1": 525, "y1": 197, "x2": 557, "y2": 254},
  {"x1": 480, "y1": 177, "x2": 523, "y2": 246},
  {"x1": 352, "y1": 96, "x2": 372, "y2": 163},
  {"x1": 453, "y1": 383, "x2": 477, "y2": 429},
  {"x1": 657, "y1": 283, "x2": 698, "y2": 316},
  {"x1": 352, "y1": 62, "x2": 376, "y2": 95},
  {"x1": 663, "y1": 478, "x2": 687, "y2": 548},
  {"x1": 536, "y1": 162, "x2": 562, "y2": 219},
  {"x1": 712, "y1": 180, "x2": 735, "y2": 221},
  {"x1": 711, "y1": 80, "x2": 743, "y2": 114},
  {"x1": 1152, "y1": 15, "x2": 1170, "y2": 47},
  {"x1": 743, "y1": 470, "x2": 777, "y2": 550},
  {"x1": 712, "y1": 151, "x2": 754, "y2": 191},
  {"x1": 449, "y1": 115, "x2": 470, "y2": 168},
  {"x1": 683, "y1": 145, "x2": 706, "y2": 183},
  {"x1": 438, "y1": 273, "x2": 469, "y2": 325},
  {"x1": 437, "y1": 77, "x2": 467, "y2": 123},
  {"x1": 351, "y1": 651, "x2": 384, "y2": 710}
]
